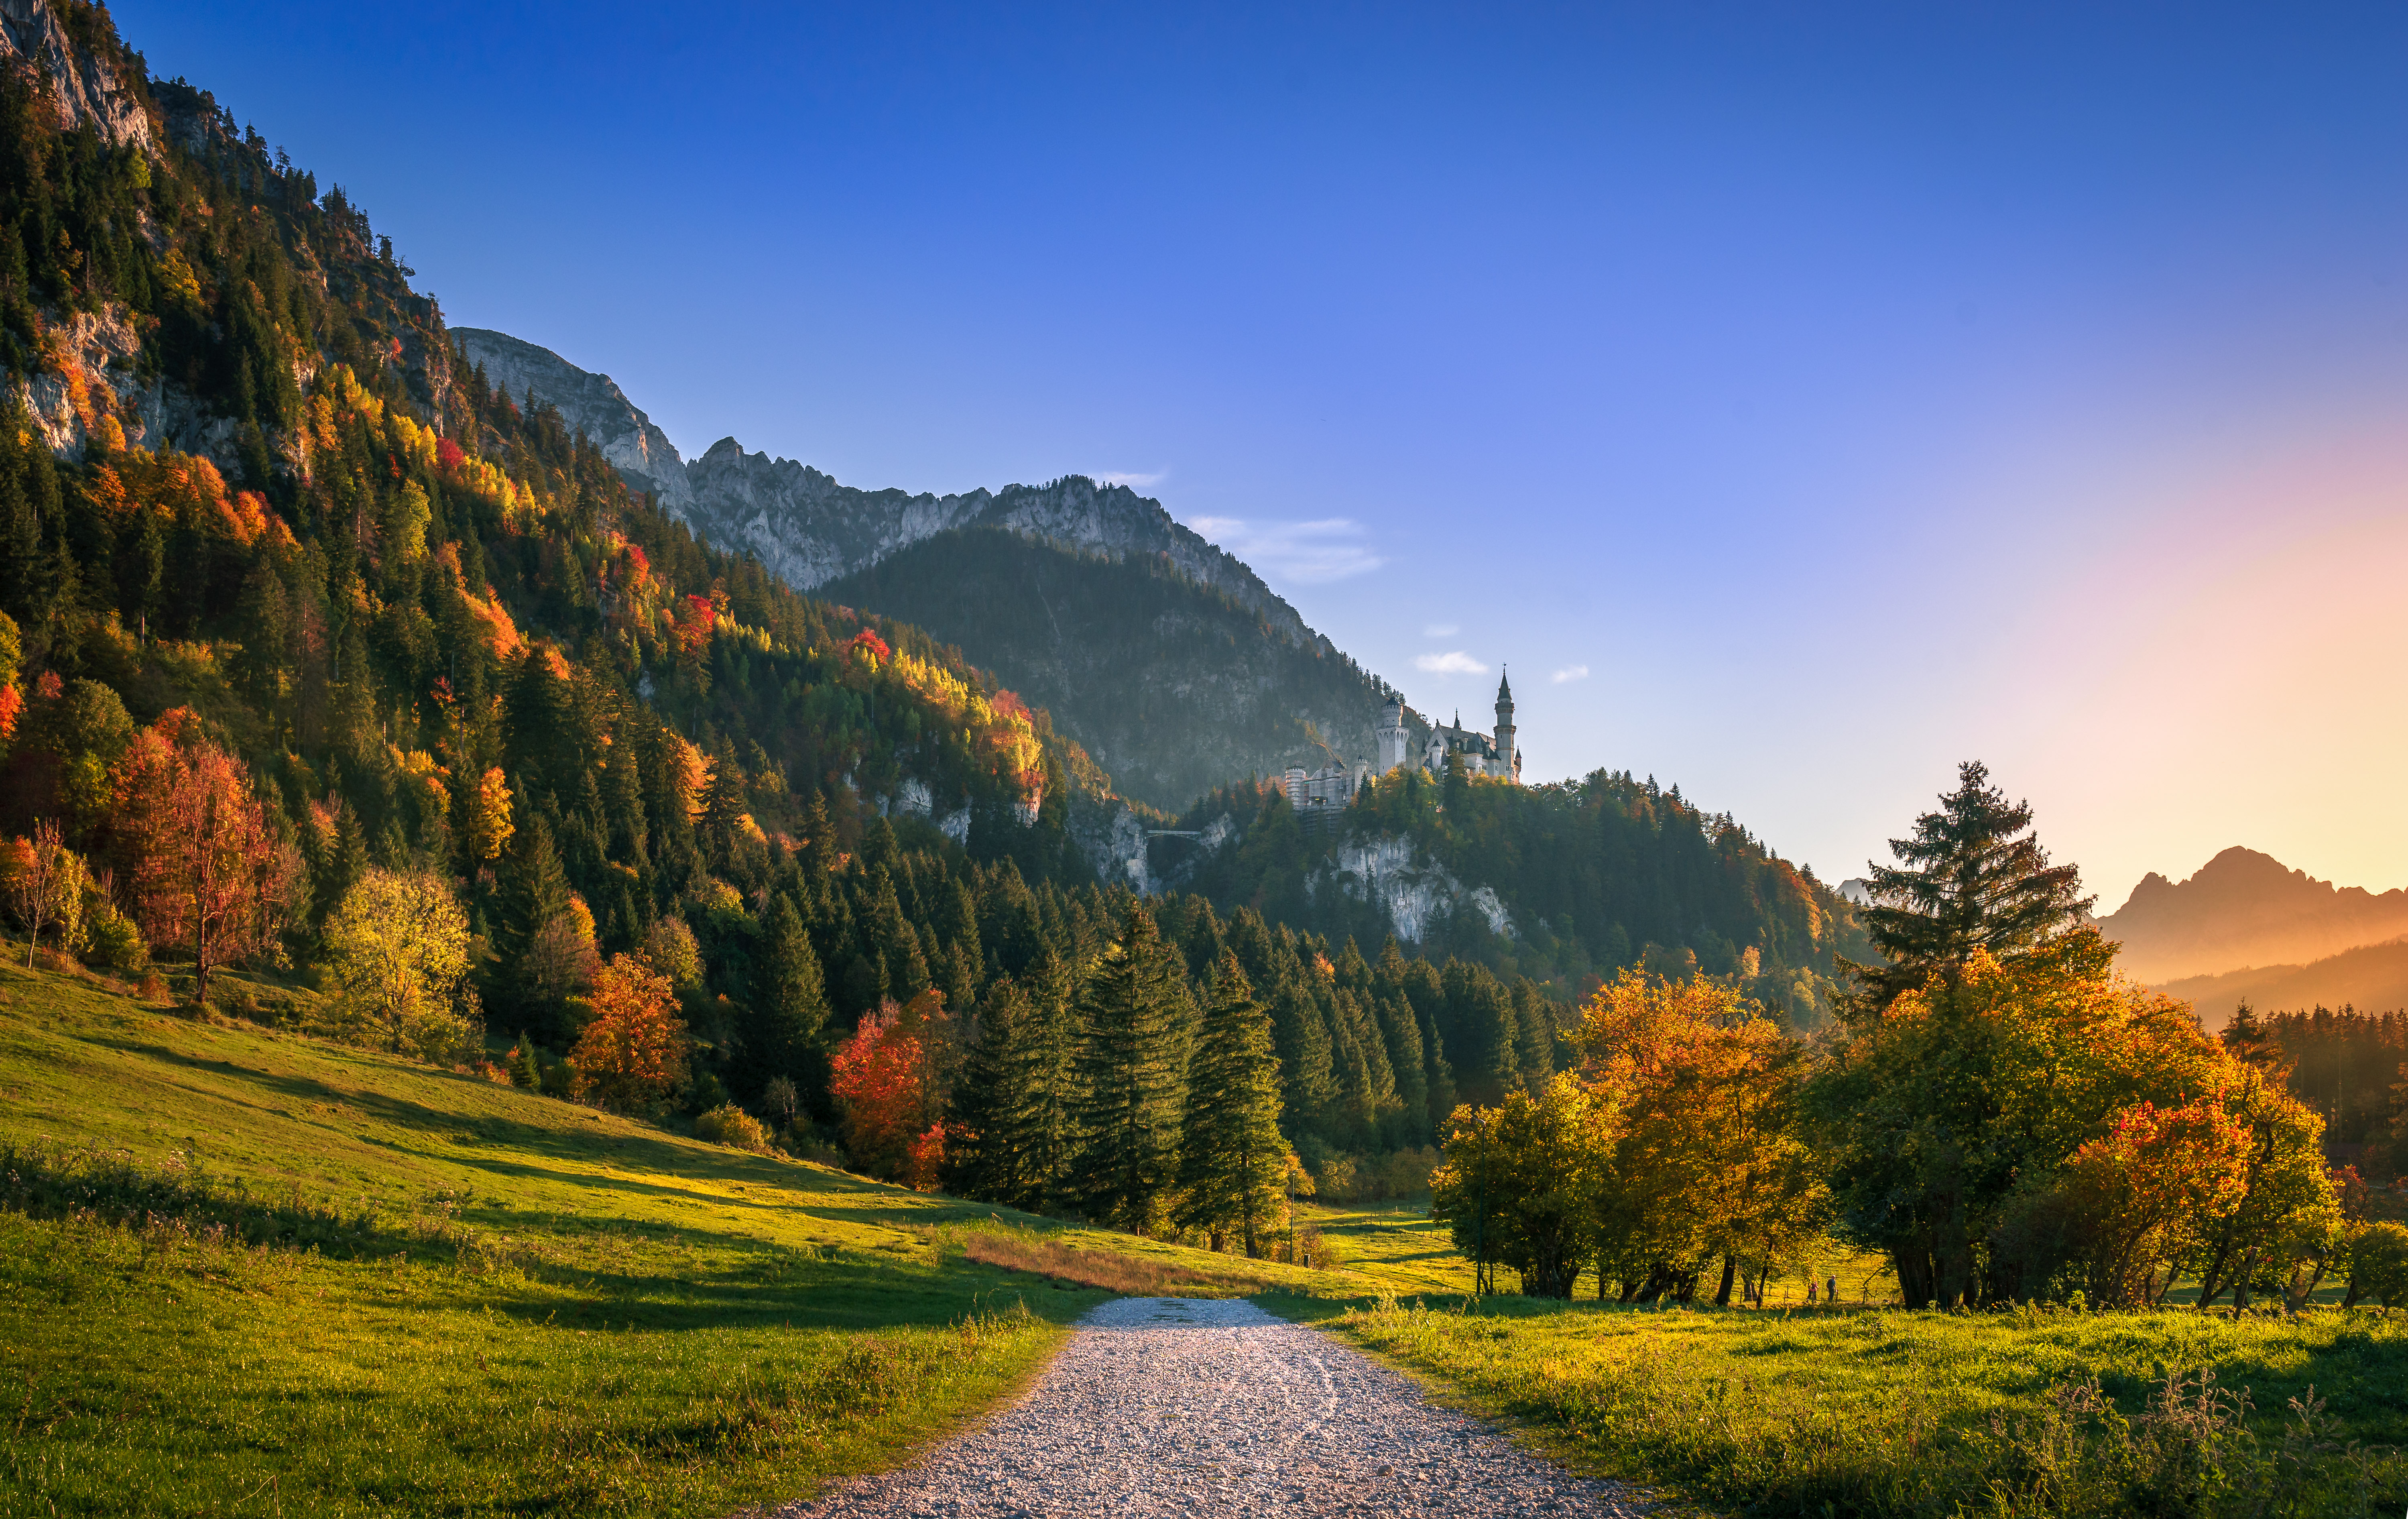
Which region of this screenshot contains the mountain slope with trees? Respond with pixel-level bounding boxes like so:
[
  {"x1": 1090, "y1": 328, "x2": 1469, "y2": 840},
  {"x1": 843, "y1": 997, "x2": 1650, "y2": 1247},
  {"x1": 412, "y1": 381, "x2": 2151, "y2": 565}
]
[
  {"x1": 452, "y1": 328, "x2": 1423, "y2": 812},
  {"x1": 821, "y1": 528, "x2": 1418, "y2": 810}
]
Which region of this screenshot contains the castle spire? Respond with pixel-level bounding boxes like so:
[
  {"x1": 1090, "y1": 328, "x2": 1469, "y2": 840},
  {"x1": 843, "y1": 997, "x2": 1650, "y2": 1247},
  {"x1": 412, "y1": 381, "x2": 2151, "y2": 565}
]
[{"x1": 1497, "y1": 666, "x2": 1513, "y2": 702}]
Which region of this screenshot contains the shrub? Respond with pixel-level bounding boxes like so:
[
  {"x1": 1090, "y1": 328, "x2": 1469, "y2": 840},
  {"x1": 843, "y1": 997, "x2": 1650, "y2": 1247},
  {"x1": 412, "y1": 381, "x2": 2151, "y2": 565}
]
[
  {"x1": 2349, "y1": 1221, "x2": 2408, "y2": 1307},
  {"x1": 695, "y1": 1103, "x2": 773, "y2": 1153},
  {"x1": 84, "y1": 903, "x2": 147, "y2": 972}
]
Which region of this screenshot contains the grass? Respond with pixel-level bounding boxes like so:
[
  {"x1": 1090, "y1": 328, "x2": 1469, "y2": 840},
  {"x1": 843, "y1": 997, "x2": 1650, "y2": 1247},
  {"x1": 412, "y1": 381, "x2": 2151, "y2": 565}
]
[
  {"x1": 0, "y1": 954, "x2": 1315, "y2": 1517},
  {"x1": 1260, "y1": 1291, "x2": 2408, "y2": 1517},
  {"x1": 20, "y1": 948, "x2": 2401, "y2": 1519}
]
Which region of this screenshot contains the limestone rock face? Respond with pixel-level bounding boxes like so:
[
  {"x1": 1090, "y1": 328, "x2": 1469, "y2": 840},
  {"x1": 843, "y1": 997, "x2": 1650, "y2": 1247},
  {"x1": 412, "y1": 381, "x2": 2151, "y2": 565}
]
[
  {"x1": 452, "y1": 328, "x2": 693, "y2": 510},
  {"x1": 680, "y1": 438, "x2": 1313, "y2": 644},
  {"x1": 453, "y1": 328, "x2": 1318, "y2": 647},
  {"x1": 0, "y1": 0, "x2": 151, "y2": 150}
]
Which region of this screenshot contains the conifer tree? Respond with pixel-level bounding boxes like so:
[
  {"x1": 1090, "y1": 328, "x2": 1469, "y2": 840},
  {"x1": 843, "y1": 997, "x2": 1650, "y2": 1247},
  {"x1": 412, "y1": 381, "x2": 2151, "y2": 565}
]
[
  {"x1": 744, "y1": 892, "x2": 831, "y2": 1104},
  {"x1": 1176, "y1": 953, "x2": 1289, "y2": 1256},
  {"x1": 951, "y1": 974, "x2": 1033, "y2": 1201},
  {"x1": 1072, "y1": 905, "x2": 1188, "y2": 1230},
  {"x1": 1851, "y1": 761, "x2": 2094, "y2": 1006}
]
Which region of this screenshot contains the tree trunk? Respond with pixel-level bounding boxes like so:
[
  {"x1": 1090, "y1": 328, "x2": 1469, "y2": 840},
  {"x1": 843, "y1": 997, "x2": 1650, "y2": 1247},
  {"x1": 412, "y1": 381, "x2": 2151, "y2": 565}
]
[{"x1": 1713, "y1": 1254, "x2": 1736, "y2": 1307}]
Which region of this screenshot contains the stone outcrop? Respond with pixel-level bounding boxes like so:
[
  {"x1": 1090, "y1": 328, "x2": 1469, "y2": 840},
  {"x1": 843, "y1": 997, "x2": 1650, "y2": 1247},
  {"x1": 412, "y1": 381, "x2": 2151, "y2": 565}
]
[
  {"x1": 1318, "y1": 835, "x2": 1515, "y2": 944},
  {"x1": 0, "y1": 0, "x2": 152, "y2": 151},
  {"x1": 452, "y1": 328, "x2": 692, "y2": 510},
  {"x1": 681, "y1": 439, "x2": 1316, "y2": 645},
  {"x1": 445, "y1": 328, "x2": 1322, "y2": 650}
]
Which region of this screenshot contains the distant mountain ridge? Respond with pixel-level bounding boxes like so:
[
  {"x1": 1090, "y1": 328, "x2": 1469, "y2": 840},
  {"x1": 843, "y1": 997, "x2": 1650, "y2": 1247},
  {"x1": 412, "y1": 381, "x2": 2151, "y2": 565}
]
[
  {"x1": 450, "y1": 328, "x2": 1319, "y2": 647},
  {"x1": 451, "y1": 326, "x2": 1411, "y2": 808},
  {"x1": 2098, "y1": 846, "x2": 2408, "y2": 983}
]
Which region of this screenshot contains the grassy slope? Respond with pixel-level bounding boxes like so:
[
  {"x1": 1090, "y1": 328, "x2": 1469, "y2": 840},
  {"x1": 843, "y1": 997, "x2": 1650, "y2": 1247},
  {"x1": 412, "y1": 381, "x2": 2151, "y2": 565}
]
[{"x1": 0, "y1": 959, "x2": 1324, "y2": 1517}]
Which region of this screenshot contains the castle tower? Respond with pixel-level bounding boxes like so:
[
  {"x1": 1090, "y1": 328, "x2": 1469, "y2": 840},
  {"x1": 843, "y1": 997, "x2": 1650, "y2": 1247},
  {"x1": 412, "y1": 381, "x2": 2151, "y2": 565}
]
[
  {"x1": 1494, "y1": 668, "x2": 1517, "y2": 785},
  {"x1": 1376, "y1": 692, "x2": 1408, "y2": 772}
]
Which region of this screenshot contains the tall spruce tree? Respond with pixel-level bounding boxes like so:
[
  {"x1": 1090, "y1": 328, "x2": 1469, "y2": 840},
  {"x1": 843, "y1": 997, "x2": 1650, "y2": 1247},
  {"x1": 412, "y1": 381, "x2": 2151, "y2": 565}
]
[
  {"x1": 492, "y1": 812, "x2": 576, "y2": 1036},
  {"x1": 1071, "y1": 905, "x2": 1188, "y2": 1230},
  {"x1": 1176, "y1": 953, "x2": 1289, "y2": 1256},
  {"x1": 1851, "y1": 761, "x2": 2093, "y2": 1005},
  {"x1": 744, "y1": 892, "x2": 831, "y2": 1105}
]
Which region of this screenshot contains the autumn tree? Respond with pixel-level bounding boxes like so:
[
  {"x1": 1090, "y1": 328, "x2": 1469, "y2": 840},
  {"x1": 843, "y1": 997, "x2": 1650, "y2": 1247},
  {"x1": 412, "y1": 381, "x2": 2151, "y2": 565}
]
[
  {"x1": 570, "y1": 952, "x2": 687, "y2": 1109},
  {"x1": 1809, "y1": 937, "x2": 2233, "y2": 1307},
  {"x1": 829, "y1": 997, "x2": 935, "y2": 1183},
  {"x1": 1578, "y1": 970, "x2": 1824, "y2": 1304},
  {"x1": 2, "y1": 818, "x2": 82, "y2": 965},
  {"x1": 322, "y1": 867, "x2": 474, "y2": 1059},
  {"x1": 2032, "y1": 1096, "x2": 2250, "y2": 1307},
  {"x1": 1175, "y1": 953, "x2": 1289, "y2": 1256},
  {"x1": 114, "y1": 725, "x2": 298, "y2": 1005}
]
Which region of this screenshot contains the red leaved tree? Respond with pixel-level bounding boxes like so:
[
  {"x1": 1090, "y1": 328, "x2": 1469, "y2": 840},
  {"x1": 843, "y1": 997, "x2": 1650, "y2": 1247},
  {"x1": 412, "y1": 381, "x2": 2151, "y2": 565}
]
[
  {"x1": 829, "y1": 996, "x2": 945, "y2": 1186},
  {"x1": 114, "y1": 723, "x2": 299, "y2": 1004},
  {"x1": 570, "y1": 952, "x2": 687, "y2": 1109},
  {"x1": 2051, "y1": 1095, "x2": 2251, "y2": 1307}
]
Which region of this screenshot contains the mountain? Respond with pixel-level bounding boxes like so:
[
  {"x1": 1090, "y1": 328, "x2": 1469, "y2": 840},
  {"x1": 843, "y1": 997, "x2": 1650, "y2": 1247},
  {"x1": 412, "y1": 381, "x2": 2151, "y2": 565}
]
[
  {"x1": 450, "y1": 327, "x2": 1304, "y2": 628},
  {"x1": 818, "y1": 530, "x2": 1412, "y2": 811},
  {"x1": 452, "y1": 326, "x2": 1418, "y2": 810},
  {"x1": 2097, "y1": 847, "x2": 2408, "y2": 984},
  {"x1": 448, "y1": 328, "x2": 692, "y2": 512},
  {"x1": 2155, "y1": 940, "x2": 2408, "y2": 1030}
]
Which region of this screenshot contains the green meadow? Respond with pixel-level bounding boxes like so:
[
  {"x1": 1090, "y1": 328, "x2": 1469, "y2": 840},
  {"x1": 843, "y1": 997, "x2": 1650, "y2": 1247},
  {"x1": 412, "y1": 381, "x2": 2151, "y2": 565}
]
[
  {"x1": 8, "y1": 954, "x2": 2408, "y2": 1519},
  {"x1": 1263, "y1": 1291, "x2": 2408, "y2": 1517},
  {"x1": 0, "y1": 957, "x2": 1318, "y2": 1518}
]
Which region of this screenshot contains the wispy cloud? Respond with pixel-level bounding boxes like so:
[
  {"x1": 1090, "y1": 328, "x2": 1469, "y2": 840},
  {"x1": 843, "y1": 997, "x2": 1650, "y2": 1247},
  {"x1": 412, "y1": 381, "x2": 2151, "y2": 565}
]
[
  {"x1": 1186, "y1": 515, "x2": 1385, "y2": 584},
  {"x1": 1424, "y1": 622, "x2": 1460, "y2": 638},
  {"x1": 1416, "y1": 650, "x2": 1490, "y2": 676},
  {"x1": 1092, "y1": 469, "x2": 1167, "y2": 489},
  {"x1": 1551, "y1": 664, "x2": 1590, "y2": 684}
]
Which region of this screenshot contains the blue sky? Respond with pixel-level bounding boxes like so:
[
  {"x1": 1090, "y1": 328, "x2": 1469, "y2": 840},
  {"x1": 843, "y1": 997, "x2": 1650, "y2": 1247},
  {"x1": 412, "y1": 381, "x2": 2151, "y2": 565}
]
[{"x1": 119, "y1": 2, "x2": 2408, "y2": 903}]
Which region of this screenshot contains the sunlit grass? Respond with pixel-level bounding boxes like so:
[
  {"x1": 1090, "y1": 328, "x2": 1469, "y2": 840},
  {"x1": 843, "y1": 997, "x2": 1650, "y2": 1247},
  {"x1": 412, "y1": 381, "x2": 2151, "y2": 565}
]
[
  {"x1": 1266, "y1": 1291, "x2": 2408, "y2": 1516},
  {"x1": 0, "y1": 957, "x2": 1130, "y2": 1517}
]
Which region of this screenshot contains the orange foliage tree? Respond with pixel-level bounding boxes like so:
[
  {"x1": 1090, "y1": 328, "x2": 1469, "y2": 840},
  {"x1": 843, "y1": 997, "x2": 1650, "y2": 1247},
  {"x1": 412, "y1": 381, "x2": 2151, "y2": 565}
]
[
  {"x1": 2043, "y1": 1094, "x2": 2250, "y2": 1307},
  {"x1": 112, "y1": 719, "x2": 299, "y2": 1004},
  {"x1": 570, "y1": 953, "x2": 687, "y2": 1109},
  {"x1": 829, "y1": 992, "x2": 946, "y2": 1187}
]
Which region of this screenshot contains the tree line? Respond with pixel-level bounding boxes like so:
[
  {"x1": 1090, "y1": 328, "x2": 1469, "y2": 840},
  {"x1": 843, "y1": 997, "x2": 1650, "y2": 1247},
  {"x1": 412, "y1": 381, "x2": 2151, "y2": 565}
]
[{"x1": 1434, "y1": 763, "x2": 2377, "y2": 1311}]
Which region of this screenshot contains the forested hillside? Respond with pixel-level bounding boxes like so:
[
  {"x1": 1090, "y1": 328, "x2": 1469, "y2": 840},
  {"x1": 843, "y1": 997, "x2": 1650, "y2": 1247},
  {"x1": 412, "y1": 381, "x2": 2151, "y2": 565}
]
[
  {"x1": 0, "y1": 0, "x2": 1575, "y2": 1218},
  {"x1": 1165, "y1": 766, "x2": 1872, "y2": 1027},
  {"x1": 822, "y1": 527, "x2": 1419, "y2": 811}
]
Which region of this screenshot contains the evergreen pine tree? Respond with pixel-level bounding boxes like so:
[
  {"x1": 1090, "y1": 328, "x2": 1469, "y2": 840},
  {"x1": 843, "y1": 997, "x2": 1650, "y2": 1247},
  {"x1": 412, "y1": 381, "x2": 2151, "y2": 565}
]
[
  {"x1": 950, "y1": 973, "x2": 1032, "y2": 1201},
  {"x1": 1176, "y1": 952, "x2": 1288, "y2": 1256},
  {"x1": 1851, "y1": 760, "x2": 2094, "y2": 1005},
  {"x1": 1071, "y1": 904, "x2": 1186, "y2": 1231},
  {"x1": 745, "y1": 892, "x2": 831, "y2": 1103},
  {"x1": 492, "y1": 813, "x2": 576, "y2": 1035}
]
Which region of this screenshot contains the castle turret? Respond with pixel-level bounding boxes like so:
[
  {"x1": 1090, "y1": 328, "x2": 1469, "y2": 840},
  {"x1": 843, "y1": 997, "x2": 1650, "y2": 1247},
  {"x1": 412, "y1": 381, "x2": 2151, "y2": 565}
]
[
  {"x1": 1376, "y1": 692, "x2": 1408, "y2": 772},
  {"x1": 1494, "y1": 668, "x2": 1517, "y2": 785}
]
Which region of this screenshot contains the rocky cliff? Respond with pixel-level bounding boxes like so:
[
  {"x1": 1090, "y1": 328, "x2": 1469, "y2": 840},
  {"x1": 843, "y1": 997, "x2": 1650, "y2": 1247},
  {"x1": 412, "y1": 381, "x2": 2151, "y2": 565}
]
[
  {"x1": 453, "y1": 328, "x2": 691, "y2": 511},
  {"x1": 0, "y1": 0, "x2": 150, "y2": 149},
  {"x1": 445, "y1": 330, "x2": 1321, "y2": 645}
]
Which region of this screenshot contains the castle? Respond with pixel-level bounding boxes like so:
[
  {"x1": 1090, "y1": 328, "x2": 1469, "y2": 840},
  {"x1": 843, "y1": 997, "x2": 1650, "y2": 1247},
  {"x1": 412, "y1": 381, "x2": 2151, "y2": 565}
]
[{"x1": 1283, "y1": 670, "x2": 1521, "y2": 830}]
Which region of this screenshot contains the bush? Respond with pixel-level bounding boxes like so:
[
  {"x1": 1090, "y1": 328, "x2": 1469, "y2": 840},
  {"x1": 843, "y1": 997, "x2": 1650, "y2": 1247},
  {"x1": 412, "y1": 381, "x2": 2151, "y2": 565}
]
[
  {"x1": 2349, "y1": 1221, "x2": 2408, "y2": 1307},
  {"x1": 695, "y1": 1103, "x2": 773, "y2": 1153},
  {"x1": 84, "y1": 904, "x2": 147, "y2": 972}
]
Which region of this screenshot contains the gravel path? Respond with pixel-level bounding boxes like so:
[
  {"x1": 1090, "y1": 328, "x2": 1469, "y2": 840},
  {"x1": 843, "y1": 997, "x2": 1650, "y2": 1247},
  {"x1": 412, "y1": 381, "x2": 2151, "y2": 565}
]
[{"x1": 779, "y1": 1296, "x2": 1649, "y2": 1518}]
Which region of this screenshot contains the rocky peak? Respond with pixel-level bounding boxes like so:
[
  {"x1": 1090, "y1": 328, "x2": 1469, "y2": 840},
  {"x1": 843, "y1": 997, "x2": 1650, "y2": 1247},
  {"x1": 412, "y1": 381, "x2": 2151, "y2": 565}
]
[
  {"x1": 452, "y1": 328, "x2": 692, "y2": 509},
  {"x1": 0, "y1": 0, "x2": 151, "y2": 151}
]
